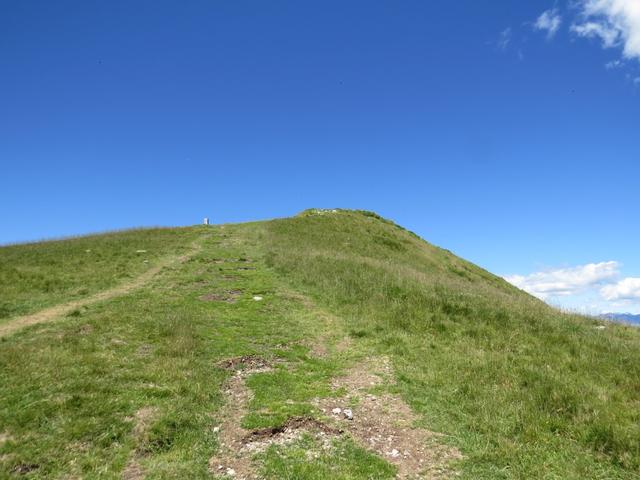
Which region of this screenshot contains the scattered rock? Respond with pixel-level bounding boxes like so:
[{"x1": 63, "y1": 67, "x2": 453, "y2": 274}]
[
  {"x1": 343, "y1": 408, "x2": 353, "y2": 420},
  {"x1": 252, "y1": 296, "x2": 263, "y2": 301},
  {"x1": 135, "y1": 250, "x2": 147, "y2": 253}
]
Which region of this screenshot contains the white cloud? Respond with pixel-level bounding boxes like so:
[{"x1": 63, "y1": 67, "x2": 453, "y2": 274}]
[
  {"x1": 601, "y1": 277, "x2": 640, "y2": 300},
  {"x1": 605, "y1": 59, "x2": 624, "y2": 68},
  {"x1": 535, "y1": 8, "x2": 563, "y2": 38},
  {"x1": 498, "y1": 27, "x2": 512, "y2": 51},
  {"x1": 504, "y1": 261, "x2": 620, "y2": 300},
  {"x1": 572, "y1": 0, "x2": 640, "y2": 61}
]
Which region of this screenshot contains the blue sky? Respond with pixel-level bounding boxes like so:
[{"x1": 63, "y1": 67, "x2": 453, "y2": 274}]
[{"x1": 1, "y1": 1, "x2": 639, "y2": 313}]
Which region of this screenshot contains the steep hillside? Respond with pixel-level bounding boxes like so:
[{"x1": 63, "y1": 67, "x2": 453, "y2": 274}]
[{"x1": 0, "y1": 210, "x2": 638, "y2": 479}]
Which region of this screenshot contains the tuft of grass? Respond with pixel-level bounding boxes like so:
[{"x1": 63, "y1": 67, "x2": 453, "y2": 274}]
[{"x1": 260, "y1": 435, "x2": 397, "y2": 480}]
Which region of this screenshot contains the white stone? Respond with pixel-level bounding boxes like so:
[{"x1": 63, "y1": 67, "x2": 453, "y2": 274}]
[
  {"x1": 253, "y1": 296, "x2": 263, "y2": 301},
  {"x1": 332, "y1": 407, "x2": 342, "y2": 415},
  {"x1": 343, "y1": 408, "x2": 353, "y2": 420},
  {"x1": 388, "y1": 448, "x2": 400, "y2": 458}
]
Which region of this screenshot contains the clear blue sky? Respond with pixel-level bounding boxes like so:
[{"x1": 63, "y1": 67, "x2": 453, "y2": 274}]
[{"x1": 2, "y1": 1, "x2": 639, "y2": 313}]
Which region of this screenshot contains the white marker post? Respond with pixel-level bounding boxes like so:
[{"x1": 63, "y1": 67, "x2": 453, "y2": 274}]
[{"x1": 203, "y1": 217, "x2": 209, "y2": 225}]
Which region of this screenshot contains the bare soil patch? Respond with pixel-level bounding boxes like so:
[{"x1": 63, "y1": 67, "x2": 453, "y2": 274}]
[
  {"x1": 243, "y1": 417, "x2": 342, "y2": 444},
  {"x1": 121, "y1": 406, "x2": 159, "y2": 480},
  {"x1": 217, "y1": 355, "x2": 273, "y2": 373},
  {"x1": 12, "y1": 463, "x2": 39, "y2": 475},
  {"x1": 315, "y1": 357, "x2": 462, "y2": 479},
  {"x1": 209, "y1": 359, "x2": 271, "y2": 479},
  {"x1": 209, "y1": 357, "x2": 344, "y2": 479},
  {"x1": 200, "y1": 290, "x2": 244, "y2": 303}
]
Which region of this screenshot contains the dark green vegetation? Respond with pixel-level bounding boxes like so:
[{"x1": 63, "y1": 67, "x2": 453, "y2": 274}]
[{"x1": 1, "y1": 210, "x2": 639, "y2": 479}]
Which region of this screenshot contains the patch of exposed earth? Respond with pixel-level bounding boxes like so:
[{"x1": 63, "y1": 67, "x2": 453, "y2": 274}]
[
  {"x1": 314, "y1": 357, "x2": 462, "y2": 479},
  {"x1": 209, "y1": 356, "x2": 343, "y2": 479},
  {"x1": 121, "y1": 406, "x2": 159, "y2": 480},
  {"x1": 200, "y1": 289, "x2": 244, "y2": 303},
  {"x1": 209, "y1": 351, "x2": 461, "y2": 480}
]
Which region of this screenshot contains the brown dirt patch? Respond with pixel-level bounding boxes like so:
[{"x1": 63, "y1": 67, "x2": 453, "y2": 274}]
[
  {"x1": 209, "y1": 357, "x2": 343, "y2": 479},
  {"x1": 136, "y1": 344, "x2": 153, "y2": 357},
  {"x1": 12, "y1": 463, "x2": 39, "y2": 475},
  {"x1": 243, "y1": 417, "x2": 342, "y2": 444},
  {"x1": 315, "y1": 357, "x2": 462, "y2": 479},
  {"x1": 121, "y1": 406, "x2": 159, "y2": 479},
  {"x1": 78, "y1": 324, "x2": 93, "y2": 335},
  {"x1": 216, "y1": 355, "x2": 273, "y2": 373},
  {"x1": 200, "y1": 290, "x2": 243, "y2": 303},
  {"x1": 208, "y1": 368, "x2": 262, "y2": 479}
]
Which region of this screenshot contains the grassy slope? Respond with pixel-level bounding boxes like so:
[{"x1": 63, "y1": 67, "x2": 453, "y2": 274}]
[
  {"x1": 0, "y1": 224, "x2": 385, "y2": 479},
  {"x1": 1, "y1": 212, "x2": 639, "y2": 479},
  {"x1": 263, "y1": 210, "x2": 640, "y2": 479},
  {"x1": 0, "y1": 228, "x2": 197, "y2": 322}
]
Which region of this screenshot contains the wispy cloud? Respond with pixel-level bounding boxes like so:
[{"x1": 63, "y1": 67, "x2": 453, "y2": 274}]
[
  {"x1": 498, "y1": 27, "x2": 513, "y2": 51},
  {"x1": 504, "y1": 261, "x2": 620, "y2": 300},
  {"x1": 572, "y1": 0, "x2": 640, "y2": 61},
  {"x1": 534, "y1": 8, "x2": 563, "y2": 38},
  {"x1": 605, "y1": 59, "x2": 624, "y2": 68}
]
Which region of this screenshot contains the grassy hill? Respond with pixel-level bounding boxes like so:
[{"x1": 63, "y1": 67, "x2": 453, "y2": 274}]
[{"x1": 1, "y1": 210, "x2": 639, "y2": 479}]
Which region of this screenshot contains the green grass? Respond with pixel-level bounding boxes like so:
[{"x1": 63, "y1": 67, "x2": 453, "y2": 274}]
[
  {"x1": 1, "y1": 211, "x2": 639, "y2": 478},
  {"x1": 263, "y1": 210, "x2": 640, "y2": 479},
  {"x1": 0, "y1": 228, "x2": 197, "y2": 322},
  {"x1": 260, "y1": 436, "x2": 397, "y2": 480}
]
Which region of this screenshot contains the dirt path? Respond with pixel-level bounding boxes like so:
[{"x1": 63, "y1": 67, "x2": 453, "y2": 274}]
[
  {"x1": 0, "y1": 237, "x2": 206, "y2": 339},
  {"x1": 314, "y1": 356, "x2": 462, "y2": 479},
  {"x1": 209, "y1": 351, "x2": 461, "y2": 480}
]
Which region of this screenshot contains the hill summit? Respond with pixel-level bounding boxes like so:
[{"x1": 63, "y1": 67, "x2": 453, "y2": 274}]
[{"x1": 1, "y1": 209, "x2": 639, "y2": 479}]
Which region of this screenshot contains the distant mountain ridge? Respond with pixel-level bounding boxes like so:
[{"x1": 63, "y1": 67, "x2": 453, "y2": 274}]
[{"x1": 601, "y1": 313, "x2": 640, "y2": 325}]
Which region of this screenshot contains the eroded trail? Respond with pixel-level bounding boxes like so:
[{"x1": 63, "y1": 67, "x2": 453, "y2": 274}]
[
  {"x1": 210, "y1": 350, "x2": 461, "y2": 479},
  {"x1": 314, "y1": 357, "x2": 462, "y2": 479},
  {"x1": 0, "y1": 237, "x2": 205, "y2": 338}
]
